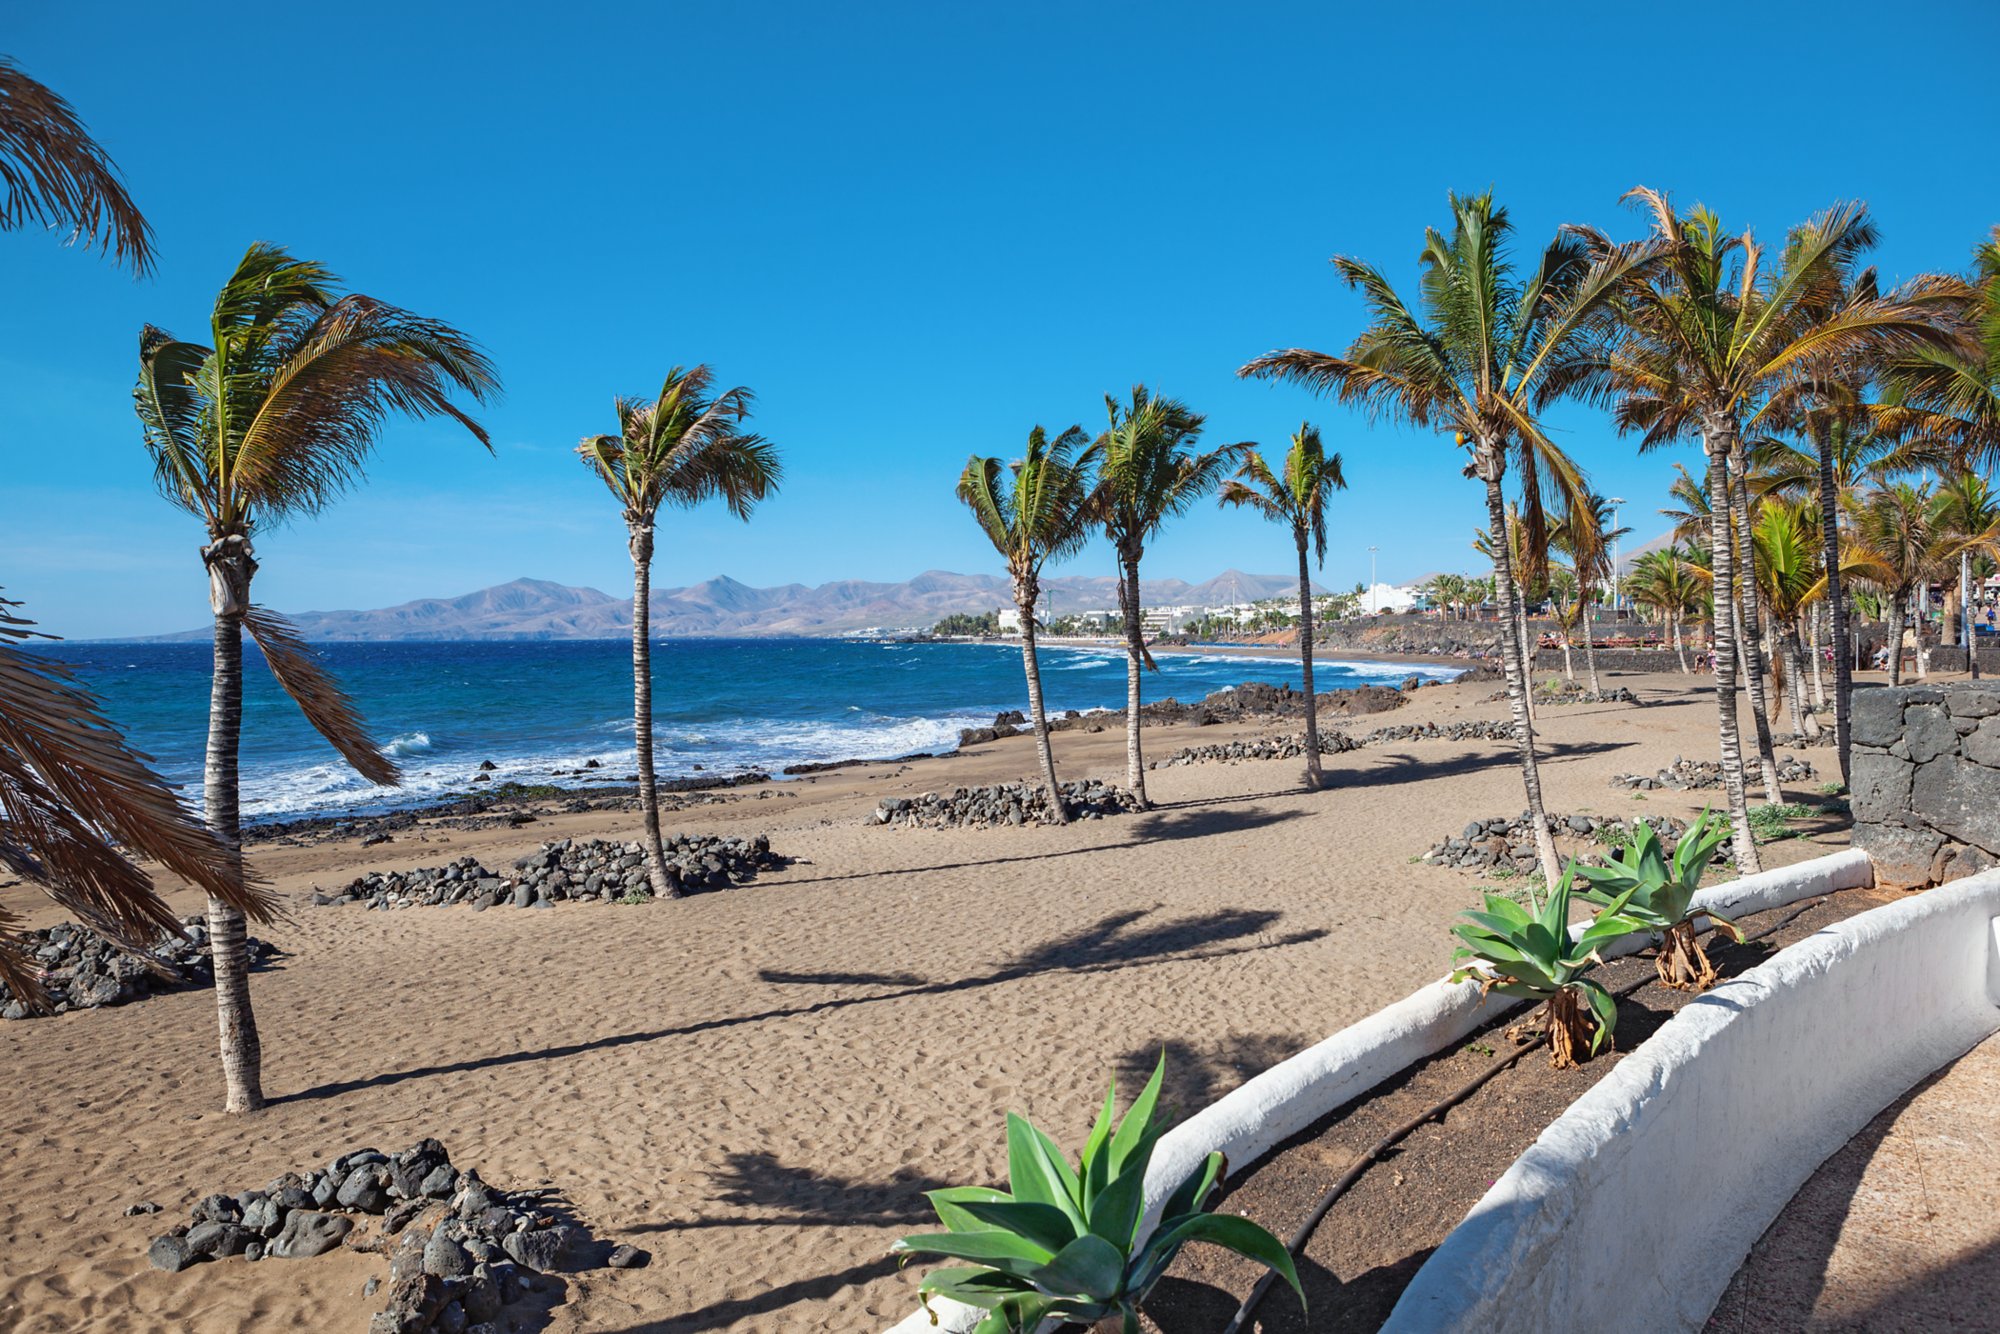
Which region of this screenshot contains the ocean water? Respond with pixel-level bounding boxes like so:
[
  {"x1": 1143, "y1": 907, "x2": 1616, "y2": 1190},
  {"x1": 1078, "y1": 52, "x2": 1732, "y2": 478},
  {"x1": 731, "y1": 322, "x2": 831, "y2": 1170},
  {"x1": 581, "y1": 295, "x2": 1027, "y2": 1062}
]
[{"x1": 36, "y1": 638, "x2": 1459, "y2": 821}]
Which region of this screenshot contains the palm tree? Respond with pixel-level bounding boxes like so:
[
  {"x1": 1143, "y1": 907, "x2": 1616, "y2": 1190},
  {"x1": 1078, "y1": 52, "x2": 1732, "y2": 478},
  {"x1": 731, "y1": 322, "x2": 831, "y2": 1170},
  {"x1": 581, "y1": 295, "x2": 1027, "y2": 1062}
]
[
  {"x1": 0, "y1": 57, "x2": 152, "y2": 272},
  {"x1": 579, "y1": 367, "x2": 779, "y2": 890},
  {"x1": 1626, "y1": 547, "x2": 1704, "y2": 672},
  {"x1": 1219, "y1": 423, "x2": 1348, "y2": 788},
  {"x1": 1932, "y1": 472, "x2": 2000, "y2": 678},
  {"x1": 1090, "y1": 386, "x2": 1237, "y2": 807},
  {"x1": 1242, "y1": 191, "x2": 1654, "y2": 887},
  {"x1": 1597, "y1": 193, "x2": 1952, "y2": 870},
  {"x1": 134, "y1": 244, "x2": 499, "y2": 1112},
  {"x1": 1852, "y1": 482, "x2": 1943, "y2": 687},
  {"x1": 1750, "y1": 388, "x2": 1923, "y2": 777},
  {"x1": 957, "y1": 426, "x2": 1095, "y2": 821},
  {"x1": 0, "y1": 63, "x2": 276, "y2": 1002},
  {"x1": 1750, "y1": 500, "x2": 1828, "y2": 737},
  {"x1": 1553, "y1": 493, "x2": 1627, "y2": 695}
]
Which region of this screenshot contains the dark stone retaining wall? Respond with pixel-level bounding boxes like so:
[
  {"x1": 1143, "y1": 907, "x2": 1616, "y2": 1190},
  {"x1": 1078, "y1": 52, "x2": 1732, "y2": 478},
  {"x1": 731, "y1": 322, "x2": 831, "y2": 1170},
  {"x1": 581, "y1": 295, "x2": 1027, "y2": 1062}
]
[{"x1": 1850, "y1": 683, "x2": 2000, "y2": 885}]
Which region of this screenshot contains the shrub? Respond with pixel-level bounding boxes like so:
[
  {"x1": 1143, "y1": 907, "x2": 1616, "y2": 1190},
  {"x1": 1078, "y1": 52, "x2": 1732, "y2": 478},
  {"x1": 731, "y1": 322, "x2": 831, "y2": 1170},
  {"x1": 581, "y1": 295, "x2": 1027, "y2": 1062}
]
[
  {"x1": 1450, "y1": 867, "x2": 1644, "y2": 1069},
  {"x1": 1572, "y1": 810, "x2": 1736, "y2": 990},
  {"x1": 893, "y1": 1056, "x2": 1303, "y2": 1333}
]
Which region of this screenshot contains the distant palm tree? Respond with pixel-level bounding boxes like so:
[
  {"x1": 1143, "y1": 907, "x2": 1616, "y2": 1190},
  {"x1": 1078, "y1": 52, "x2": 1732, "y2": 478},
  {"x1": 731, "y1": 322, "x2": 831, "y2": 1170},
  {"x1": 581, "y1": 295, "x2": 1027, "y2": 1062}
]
[
  {"x1": 958, "y1": 427, "x2": 1096, "y2": 821},
  {"x1": 135, "y1": 244, "x2": 499, "y2": 1112},
  {"x1": 580, "y1": 367, "x2": 779, "y2": 891},
  {"x1": 1626, "y1": 547, "x2": 1704, "y2": 672},
  {"x1": 1220, "y1": 423, "x2": 1348, "y2": 788},
  {"x1": 1090, "y1": 386, "x2": 1237, "y2": 807},
  {"x1": 1553, "y1": 493, "x2": 1627, "y2": 695},
  {"x1": 0, "y1": 62, "x2": 274, "y2": 1001},
  {"x1": 0, "y1": 57, "x2": 152, "y2": 272},
  {"x1": 1932, "y1": 472, "x2": 2000, "y2": 679},
  {"x1": 1596, "y1": 192, "x2": 1953, "y2": 869},
  {"x1": 1852, "y1": 482, "x2": 1944, "y2": 687},
  {"x1": 1242, "y1": 191, "x2": 1654, "y2": 887}
]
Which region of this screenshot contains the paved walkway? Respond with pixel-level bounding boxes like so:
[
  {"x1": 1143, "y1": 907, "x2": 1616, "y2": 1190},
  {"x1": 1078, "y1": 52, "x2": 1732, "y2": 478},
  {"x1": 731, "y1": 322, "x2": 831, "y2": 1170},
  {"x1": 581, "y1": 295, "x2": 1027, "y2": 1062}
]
[{"x1": 1710, "y1": 1032, "x2": 2000, "y2": 1331}]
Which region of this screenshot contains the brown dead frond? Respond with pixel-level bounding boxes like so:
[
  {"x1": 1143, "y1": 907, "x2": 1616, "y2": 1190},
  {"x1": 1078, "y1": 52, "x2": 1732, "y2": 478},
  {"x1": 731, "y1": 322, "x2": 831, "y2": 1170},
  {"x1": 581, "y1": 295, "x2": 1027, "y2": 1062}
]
[
  {"x1": 0, "y1": 57, "x2": 154, "y2": 272},
  {"x1": 0, "y1": 596, "x2": 274, "y2": 1012},
  {"x1": 242, "y1": 606, "x2": 399, "y2": 786}
]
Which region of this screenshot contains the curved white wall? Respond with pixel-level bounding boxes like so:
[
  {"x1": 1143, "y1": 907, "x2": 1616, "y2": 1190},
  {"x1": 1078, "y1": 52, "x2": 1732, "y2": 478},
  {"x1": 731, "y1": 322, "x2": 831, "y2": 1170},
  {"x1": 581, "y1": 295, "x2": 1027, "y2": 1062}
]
[
  {"x1": 885, "y1": 850, "x2": 1875, "y2": 1334},
  {"x1": 1384, "y1": 868, "x2": 2000, "y2": 1334}
]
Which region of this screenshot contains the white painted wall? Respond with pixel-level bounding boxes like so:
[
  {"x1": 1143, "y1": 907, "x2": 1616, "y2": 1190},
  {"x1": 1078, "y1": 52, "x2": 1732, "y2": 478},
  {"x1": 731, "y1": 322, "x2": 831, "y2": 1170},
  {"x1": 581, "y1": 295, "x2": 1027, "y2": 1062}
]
[
  {"x1": 1384, "y1": 868, "x2": 2000, "y2": 1334},
  {"x1": 884, "y1": 850, "x2": 1875, "y2": 1333}
]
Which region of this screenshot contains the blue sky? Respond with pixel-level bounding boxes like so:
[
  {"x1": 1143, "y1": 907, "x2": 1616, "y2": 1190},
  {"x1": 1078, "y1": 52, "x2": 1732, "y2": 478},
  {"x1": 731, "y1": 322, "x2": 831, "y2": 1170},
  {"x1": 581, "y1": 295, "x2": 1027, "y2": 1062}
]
[{"x1": 8, "y1": 1, "x2": 2000, "y2": 638}]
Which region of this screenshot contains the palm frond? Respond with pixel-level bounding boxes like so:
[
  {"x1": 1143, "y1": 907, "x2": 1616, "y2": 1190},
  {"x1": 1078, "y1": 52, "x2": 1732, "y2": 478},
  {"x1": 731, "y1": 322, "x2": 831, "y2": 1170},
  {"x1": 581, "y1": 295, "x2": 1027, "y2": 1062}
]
[
  {"x1": 241, "y1": 607, "x2": 398, "y2": 786},
  {"x1": 0, "y1": 596, "x2": 274, "y2": 1012},
  {"x1": 0, "y1": 58, "x2": 153, "y2": 272}
]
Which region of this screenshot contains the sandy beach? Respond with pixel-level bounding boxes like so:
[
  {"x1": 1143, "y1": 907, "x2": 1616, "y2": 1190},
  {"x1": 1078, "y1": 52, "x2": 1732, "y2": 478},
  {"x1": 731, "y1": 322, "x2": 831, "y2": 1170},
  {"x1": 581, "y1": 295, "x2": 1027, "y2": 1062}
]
[{"x1": 0, "y1": 668, "x2": 1854, "y2": 1332}]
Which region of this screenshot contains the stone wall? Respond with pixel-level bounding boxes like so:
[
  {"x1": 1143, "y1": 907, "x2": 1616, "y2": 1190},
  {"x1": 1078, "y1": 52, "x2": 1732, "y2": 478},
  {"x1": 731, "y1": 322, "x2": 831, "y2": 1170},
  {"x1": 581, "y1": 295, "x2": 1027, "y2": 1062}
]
[{"x1": 1850, "y1": 683, "x2": 2000, "y2": 885}]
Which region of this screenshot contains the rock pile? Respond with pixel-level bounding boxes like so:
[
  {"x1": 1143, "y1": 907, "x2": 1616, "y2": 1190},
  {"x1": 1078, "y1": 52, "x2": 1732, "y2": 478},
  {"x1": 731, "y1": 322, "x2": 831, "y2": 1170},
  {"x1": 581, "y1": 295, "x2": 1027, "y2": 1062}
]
[
  {"x1": 1421, "y1": 812, "x2": 1720, "y2": 875},
  {"x1": 0, "y1": 917, "x2": 275, "y2": 1021},
  {"x1": 1358, "y1": 718, "x2": 1519, "y2": 745},
  {"x1": 871, "y1": 780, "x2": 1140, "y2": 828},
  {"x1": 314, "y1": 835, "x2": 781, "y2": 909},
  {"x1": 1149, "y1": 718, "x2": 1521, "y2": 769},
  {"x1": 1611, "y1": 755, "x2": 1818, "y2": 791},
  {"x1": 144, "y1": 1138, "x2": 640, "y2": 1333}
]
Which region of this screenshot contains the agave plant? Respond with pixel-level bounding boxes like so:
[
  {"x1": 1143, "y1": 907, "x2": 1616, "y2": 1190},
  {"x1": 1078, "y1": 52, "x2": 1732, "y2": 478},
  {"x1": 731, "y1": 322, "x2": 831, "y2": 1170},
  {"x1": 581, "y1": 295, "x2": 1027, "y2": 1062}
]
[
  {"x1": 1450, "y1": 869, "x2": 1645, "y2": 1069},
  {"x1": 1572, "y1": 810, "x2": 1737, "y2": 991},
  {"x1": 894, "y1": 1056, "x2": 1302, "y2": 1333}
]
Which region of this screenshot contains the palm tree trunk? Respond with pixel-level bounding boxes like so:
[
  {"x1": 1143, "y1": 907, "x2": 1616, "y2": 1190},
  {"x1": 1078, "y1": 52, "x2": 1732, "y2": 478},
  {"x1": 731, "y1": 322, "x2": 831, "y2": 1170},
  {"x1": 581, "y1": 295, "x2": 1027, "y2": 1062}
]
[
  {"x1": 1295, "y1": 531, "x2": 1322, "y2": 790},
  {"x1": 1913, "y1": 586, "x2": 1929, "y2": 680},
  {"x1": 1808, "y1": 607, "x2": 1826, "y2": 709},
  {"x1": 201, "y1": 536, "x2": 262, "y2": 1114},
  {"x1": 629, "y1": 524, "x2": 676, "y2": 899},
  {"x1": 1479, "y1": 461, "x2": 1561, "y2": 887},
  {"x1": 1725, "y1": 444, "x2": 1784, "y2": 804},
  {"x1": 1814, "y1": 428, "x2": 1852, "y2": 781},
  {"x1": 1965, "y1": 550, "x2": 1979, "y2": 680},
  {"x1": 1783, "y1": 621, "x2": 1820, "y2": 738},
  {"x1": 1887, "y1": 592, "x2": 1908, "y2": 687},
  {"x1": 1517, "y1": 590, "x2": 1538, "y2": 723},
  {"x1": 1117, "y1": 554, "x2": 1150, "y2": 807},
  {"x1": 1582, "y1": 591, "x2": 1601, "y2": 695},
  {"x1": 1672, "y1": 614, "x2": 1689, "y2": 674},
  {"x1": 1703, "y1": 445, "x2": 1763, "y2": 872},
  {"x1": 1015, "y1": 575, "x2": 1067, "y2": 824},
  {"x1": 1561, "y1": 633, "x2": 1574, "y2": 683}
]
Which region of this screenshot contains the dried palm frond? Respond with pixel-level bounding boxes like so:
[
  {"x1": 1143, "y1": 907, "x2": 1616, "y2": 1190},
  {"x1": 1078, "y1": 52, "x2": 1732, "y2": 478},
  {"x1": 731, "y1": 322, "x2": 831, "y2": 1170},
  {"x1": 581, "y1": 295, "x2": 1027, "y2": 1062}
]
[
  {"x1": 0, "y1": 596, "x2": 274, "y2": 1011},
  {"x1": 242, "y1": 607, "x2": 398, "y2": 787},
  {"x1": 0, "y1": 57, "x2": 153, "y2": 272}
]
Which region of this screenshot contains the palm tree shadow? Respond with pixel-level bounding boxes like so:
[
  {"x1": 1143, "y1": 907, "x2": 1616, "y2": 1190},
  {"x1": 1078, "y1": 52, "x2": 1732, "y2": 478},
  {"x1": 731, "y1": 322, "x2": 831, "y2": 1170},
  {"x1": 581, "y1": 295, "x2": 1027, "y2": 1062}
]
[
  {"x1": 274, "y1": 891, "x2": 1326, "y2": 1107},
  {"x1": 779, "y1": 799, "x2": 1312, "y2": 889}
]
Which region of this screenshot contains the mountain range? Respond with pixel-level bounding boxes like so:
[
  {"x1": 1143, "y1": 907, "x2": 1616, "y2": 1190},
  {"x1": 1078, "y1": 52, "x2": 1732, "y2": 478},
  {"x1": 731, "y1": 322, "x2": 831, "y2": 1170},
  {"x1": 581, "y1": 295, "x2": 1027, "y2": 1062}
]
[{"x1": 151, "y1": 570, "x2": 1325, "y2": 641}]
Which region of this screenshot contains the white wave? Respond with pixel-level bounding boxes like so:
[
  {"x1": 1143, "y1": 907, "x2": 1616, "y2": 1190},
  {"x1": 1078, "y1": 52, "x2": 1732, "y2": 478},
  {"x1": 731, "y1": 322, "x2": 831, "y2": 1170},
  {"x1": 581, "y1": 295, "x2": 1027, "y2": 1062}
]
[{"x1": 385, "y1": 731, "x2": 433, "y2": 756}]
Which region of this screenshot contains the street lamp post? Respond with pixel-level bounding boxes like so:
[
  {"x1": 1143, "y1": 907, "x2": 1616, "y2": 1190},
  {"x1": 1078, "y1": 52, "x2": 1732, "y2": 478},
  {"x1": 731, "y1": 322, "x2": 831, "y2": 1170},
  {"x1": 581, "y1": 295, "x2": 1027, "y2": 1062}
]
[
  {"x1": 1608, "y1": 496, "x2": 1625, "y2": 616},
  {"x1": 1368, "y1": 546, "x2": 1379, "y2": 613}
]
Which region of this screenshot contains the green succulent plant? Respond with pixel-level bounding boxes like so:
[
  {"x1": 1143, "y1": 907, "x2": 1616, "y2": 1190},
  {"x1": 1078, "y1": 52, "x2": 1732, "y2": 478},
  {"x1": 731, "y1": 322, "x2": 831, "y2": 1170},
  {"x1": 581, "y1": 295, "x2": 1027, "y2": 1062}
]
[
  {"x1": 1572, "y1": 809, "x2": 1738, "y2": 990},
  {"x1": 1449, "y1": 865, "x2": 1645, "y2": 1068},
  {"x1": 893, "y1": 1055, "x2": 1303, "y2": 1333}
]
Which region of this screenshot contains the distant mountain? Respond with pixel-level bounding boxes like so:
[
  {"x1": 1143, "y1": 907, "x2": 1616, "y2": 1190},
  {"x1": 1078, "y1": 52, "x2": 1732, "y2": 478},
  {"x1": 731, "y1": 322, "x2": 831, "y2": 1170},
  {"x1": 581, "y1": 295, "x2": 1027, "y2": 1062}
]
[{"x1": 147, "y1": 569, "x2": 1326, "y2": 642}]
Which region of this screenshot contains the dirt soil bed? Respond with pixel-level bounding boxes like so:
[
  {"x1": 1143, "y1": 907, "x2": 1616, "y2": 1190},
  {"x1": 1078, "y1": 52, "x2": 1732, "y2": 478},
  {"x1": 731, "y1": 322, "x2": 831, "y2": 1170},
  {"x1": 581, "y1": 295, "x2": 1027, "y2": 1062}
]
[{"x1": 1142, "y1": 883, "x2": 1902, "y2": 1334}]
